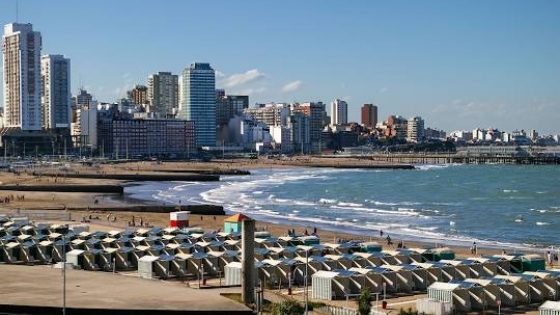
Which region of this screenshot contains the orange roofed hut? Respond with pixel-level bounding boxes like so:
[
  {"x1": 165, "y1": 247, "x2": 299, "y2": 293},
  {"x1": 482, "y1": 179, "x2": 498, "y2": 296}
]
[{"x1": 223, "y1": 213, "x2": 251, "y2": 234}]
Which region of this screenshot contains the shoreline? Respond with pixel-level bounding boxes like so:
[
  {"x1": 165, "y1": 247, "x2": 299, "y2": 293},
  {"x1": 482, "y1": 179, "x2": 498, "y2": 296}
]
[{"x1": 0, "y1": 159, "x2": 556, "y2": 260}]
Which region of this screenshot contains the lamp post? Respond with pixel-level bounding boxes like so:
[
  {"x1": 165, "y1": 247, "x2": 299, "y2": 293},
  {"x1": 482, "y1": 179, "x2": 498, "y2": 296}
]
[
  {"x1": 62, "y1": 234, "x2": 67, "y2": 315},
  {"x1": 305, "y1": 249, "x2": 309, "y2": 315}
]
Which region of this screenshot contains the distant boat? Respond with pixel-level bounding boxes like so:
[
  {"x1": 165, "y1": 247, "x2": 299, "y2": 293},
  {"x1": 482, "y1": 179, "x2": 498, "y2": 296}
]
[{"x1": 515, "y1": 215, "x2": 523, "y2": 223}]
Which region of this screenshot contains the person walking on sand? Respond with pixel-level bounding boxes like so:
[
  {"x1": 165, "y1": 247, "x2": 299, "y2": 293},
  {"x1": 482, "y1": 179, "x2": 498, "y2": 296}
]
[{"x1": 547, "y1": 251, "x2": 553, "y2": 266}]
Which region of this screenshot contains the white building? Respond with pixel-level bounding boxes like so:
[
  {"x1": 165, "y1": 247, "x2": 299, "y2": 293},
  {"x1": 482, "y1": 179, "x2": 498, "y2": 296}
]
[
  {"x1": 41, "y1": 54, "x2": 71, "y2": 130},
  {"x1": 407, "y1": 116, "x2": 425, "y2": 143},
  {"x1": 330, "y1": 99, "x2": 348, "y2": 126},
  {"x1": 2, "y1": 23, "x2": 42, "y2": 130}
]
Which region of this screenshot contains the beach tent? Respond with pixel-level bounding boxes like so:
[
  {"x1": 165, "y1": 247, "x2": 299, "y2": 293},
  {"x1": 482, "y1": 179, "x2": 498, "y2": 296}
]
[
  {"x1": 413, "y1": 247, "x2": 455, "y2": 262},
  {"x1": 359, "y1": 241, "x2": 382, "y2": 253},
  {"x1": 298, "y1": 235, "x2": 320, "y2": 246},
  {"x1": 52, "y1": 239, "x2": 70, "y2": 262},
  {"x1": 383, "y1": 249, "x2": 414, "y2": 265},
  {"x1": 524, "y1": 271, "x2": 558, "y2": 301},
  {"x1": 69, "y1": 238, "x2": 85, "y2": 251},
  {"x1": 77, "y1": 231, "x2": 92, "y2": 240},
  {"x1": 494, "y1": 274, "x2": 531, "y2": 304},
  {"x1": 464, "y1": 278, "x2": 516, "y2": 309},
  {"x1": 536, "y1": 270, "x2": 560, "y2": 300},
  {"x1": 351, "y1": 252, "x2": 383, "y2": 267},
  {"x1": 396, "y1": 248, "x2": 424, "y2": 263},
  {"x1": 66, "y1": 249, "x2": 85, "y2": 268},
  {"x1": 416, "y1": 298, "x2": 454, "y2": 315},
  {"x1": 84, "y1": 238, "x2": 102, "y2": 251},
  {"x1": 146, "y1": 244, "x2": 167, "y2": 256},
  {"x1": 496, "y1": 254, "x2": 545, "y2": 273},
  {"x1": 312, "y1": 270, "x2": 365, "y2": 301},
  {"x1": 428, "y1": 281, "x2": 480, "y2": 313},
  {"x1": 116, "y1": 236, "x2": 132, "y2": 248},
  {"x1": 33, "y1": 224, "x2": 51, "y2": 236},
  {"x1": 83, "y1": 248, "x2": 112, "y2": 271},
  {"x1": 224, "y1": 261, "x2": 258, "y2": 286},
  {"x1": 114, "y1": 246, "x2": 137, "y2": 270},
  {"x1": 540, "y1": 301, "x2": 560, "y2": 315},
  {"x1": 223, "y1": 213, "x2": 251, "y2": 234},
  {"x1": 279, "y1": 246, "x2": 299, "y2": 259},
  {"x1": 225, "y1": 261, "x2": 243, "y2": 286},
  {"x1": 381, "y1": 265, "x2": 415, "y2": 292},
  {"x1": 212, "y1": 250, "x2": 240, "y2": 270},
  {"x1": 271, "y1": 258, "x2": 305, "y2": 286},
  {"x1": 412, "y1": 262, "x2": 444, "y2": 285},
  {"x1": 256, "y1": 260, "x2": 285, "y2": 289},
  {"x1": 37, "y1": 240, "x2": 54, "y2": 263},
  {"x1": 324, "y1": 254, "x2": 362, "y2": 270},
  {"x1": 20, "y1": 225, "x2": 35, "y2": 236},
  {"x1": 2, "y1": 242, "x2": 21, "y2": 263},
  {"x1": 349, "y1": 267, "x2": 384, "y2": 293},
  {"x1": 138, "y1": 255, "x2": 166, "y2": 279},
  {"x1": 254, "y1": 231, "x2": 271, "y2": 239},
  {"x1": 468, "y1": 256, "x2": 501, "y2": 277},
  {"x1": 364, "y1": 266, "x2": 400, "y2": 293},
  {"x1": 223, "y1": 239, "x2": 241, "y2": 251},
  {"x1": 20, "y1": 240, "x2": 38, "y2": 264},
  {"x1": 398, "y1": 264, "x2": 430, "y2": 291},
  {"x1": 512, "y1": 273, "x2": 547, "y2": 303},
  {"x1": 175, "y1": 243, "x2": 195, "y2": 255},
  {"x1": 440, "y1": 259, "x2": 472, "y2": 280}
]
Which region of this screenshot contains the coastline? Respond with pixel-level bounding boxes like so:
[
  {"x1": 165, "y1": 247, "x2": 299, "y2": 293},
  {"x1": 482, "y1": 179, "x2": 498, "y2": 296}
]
[{"x1": 0, "y1": 158, "x2": 555, "y2": 260}]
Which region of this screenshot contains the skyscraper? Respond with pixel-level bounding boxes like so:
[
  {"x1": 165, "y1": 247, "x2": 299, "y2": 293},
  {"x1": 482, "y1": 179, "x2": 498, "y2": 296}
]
[
  {"x1": 41, "y1": 54, "x2": 71, "y2": 130},
  {"x1": 330, "y1": 99, "x2": 348, "y2": 126},
  {"x1": 361, "y1": 104, "x2": 378, "y2": 128},
  {"x1": 2, "y1": 23, "x2": 42, "y2": 130},
  {"x1": 178, "y1": 63, "x2": 216, "y2": 147},
  {"x1": 147, "y1": 72, "x2": 179, "y2": 117}
]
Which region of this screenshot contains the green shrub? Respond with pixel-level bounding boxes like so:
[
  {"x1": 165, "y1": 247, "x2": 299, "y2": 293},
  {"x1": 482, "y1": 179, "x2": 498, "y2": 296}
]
[{"x1": 271, "y1": 299, "x2": 304, "y2": 315}]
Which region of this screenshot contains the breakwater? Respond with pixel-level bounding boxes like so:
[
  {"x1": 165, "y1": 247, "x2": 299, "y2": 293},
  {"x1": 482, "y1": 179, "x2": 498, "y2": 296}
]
[
  {"x1": 0, "y1": 184, "x2": 123, "y2": 193},
  {"x1": 36, "y1": 173, "x2": 220, "y2": 182}
]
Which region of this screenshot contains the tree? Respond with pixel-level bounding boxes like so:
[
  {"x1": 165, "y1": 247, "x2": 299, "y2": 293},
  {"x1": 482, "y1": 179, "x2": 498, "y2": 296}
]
[
  {"x1": 357, "y1": 287, "x2": 373, "y2": 315},
  {"x1": 272, "y1": 299, "x2": 304, "y2": 315}
]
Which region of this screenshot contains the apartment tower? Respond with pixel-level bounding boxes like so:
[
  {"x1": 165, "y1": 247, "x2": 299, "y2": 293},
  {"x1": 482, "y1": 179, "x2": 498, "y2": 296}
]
[
  {"x1": 361, "y1": 104, "x2": 378, "y2": 128},
  {"x1": 2, "y1": 23, "x2": 42, "y2": 130},
  {"x1": 178, "y1": 63, "x2": 216, "y2": 147},
  {"x1": 41, "y1": 54, "x2": 71, "y2": 130}
]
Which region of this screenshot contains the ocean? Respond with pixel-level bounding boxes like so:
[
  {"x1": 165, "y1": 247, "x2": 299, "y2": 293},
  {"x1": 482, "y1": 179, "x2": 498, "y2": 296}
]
[{"x1": 125, "y1": 164, "x2": 560, "y2": 251}]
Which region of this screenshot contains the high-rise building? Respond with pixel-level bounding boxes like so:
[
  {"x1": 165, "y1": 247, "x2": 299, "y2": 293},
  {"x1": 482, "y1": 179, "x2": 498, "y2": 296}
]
[
  {"x1": 41, "y1": 54, "x2": 71, "y2": 130},
  {"x1": 2, "y1": 23, "x2": 42, "y2": 130},
  {"x1": 330, "y1": 99, "x2": 348, "y2": 126},
  {"x1": 407, "y1": 116, "x2": 425, "y2": 143},
  {"x1": 292, "y1": 102, "x2": 326, "y2": 153},
  {"x1": 127, "y1": 85, "x2": 148, "y2": 105},
  {"x1": 178, "y1": 63, "x2": 216, "y2": 147},
  {"x1": 361, "y1": 104, "x2": 378, "y2": 128},
  {"x1": 147, "y1": 72, "x2": 179, "y2": 117}
]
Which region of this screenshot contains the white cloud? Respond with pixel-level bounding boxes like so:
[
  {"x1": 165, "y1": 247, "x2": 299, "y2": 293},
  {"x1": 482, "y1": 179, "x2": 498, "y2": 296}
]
[
  {"x1": 215, "y1": 70, "x2": 226, "y2": 78},
  {"x1": 342, "y1": 95, "x2": 352, "y2": 102},
  {"x1": 281, "y1": 80, "x2": 303, "y2": 92},
  {"x1": 223, "y1": 69, "x2": 265, "y2": 88},
  {"x1": 233, "y1": 87, "x2": 267, "y2": 95},
  {"x1": 379, "y1": 87, "x2": 388, "y2": 94}
]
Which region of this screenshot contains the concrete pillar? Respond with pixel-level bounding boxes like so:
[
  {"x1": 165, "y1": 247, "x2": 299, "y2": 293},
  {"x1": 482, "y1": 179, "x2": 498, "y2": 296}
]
[{"x1": 242, "y1": 219, "x2": 255, "y2": 304}]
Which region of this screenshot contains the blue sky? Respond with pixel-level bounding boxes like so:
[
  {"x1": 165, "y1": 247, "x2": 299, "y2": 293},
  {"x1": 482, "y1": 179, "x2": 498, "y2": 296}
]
[{"x1": 1, "y1": 0, "x2": 559, "y2": 134}]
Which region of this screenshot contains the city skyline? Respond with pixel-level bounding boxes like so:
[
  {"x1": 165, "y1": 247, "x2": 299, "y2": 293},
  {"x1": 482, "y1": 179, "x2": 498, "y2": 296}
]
[{"x1": 1, "y1": 0, "x2": 559, "y2": 134}]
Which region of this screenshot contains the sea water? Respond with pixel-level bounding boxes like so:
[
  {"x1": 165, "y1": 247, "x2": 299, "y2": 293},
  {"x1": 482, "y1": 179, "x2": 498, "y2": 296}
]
[{"x1": 125, "y1": 164, "x2": 560, "y2": 251}]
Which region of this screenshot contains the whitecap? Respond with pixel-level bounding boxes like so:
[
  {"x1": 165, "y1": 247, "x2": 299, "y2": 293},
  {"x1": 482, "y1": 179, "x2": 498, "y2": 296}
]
[{"x1": 536, "y1": 222, "x2": 549, "y2": 226}]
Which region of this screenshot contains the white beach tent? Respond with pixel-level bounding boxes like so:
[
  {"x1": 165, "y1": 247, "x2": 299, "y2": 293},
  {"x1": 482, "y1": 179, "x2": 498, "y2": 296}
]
[
  {"x1": 312, "y1": 270, "x2": 351, "y2": 301},
  {"x1": 428, "y1": 281, "x2": 480, "y2": 313},
  {"x1": 66, "y1": 249, "x2": 85, "y2": 269},
  {"x1": 540, "y1": 301, "x2": 560, "y2": 315}
]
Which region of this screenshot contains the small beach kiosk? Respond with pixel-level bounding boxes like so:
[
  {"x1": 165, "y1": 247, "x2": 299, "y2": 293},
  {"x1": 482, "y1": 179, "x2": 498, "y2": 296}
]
[{"x1": 223, "y1": 213, "x2": 251, "y2": 234}]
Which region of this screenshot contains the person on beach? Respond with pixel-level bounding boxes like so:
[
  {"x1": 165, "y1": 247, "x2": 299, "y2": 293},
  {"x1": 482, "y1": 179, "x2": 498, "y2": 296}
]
[
  {"x1": 471, "y1": 242, "x2": 477, "y2": 255},
  {"x1": 547, "y1": 251, "x2": 553, "y2": 266}
]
